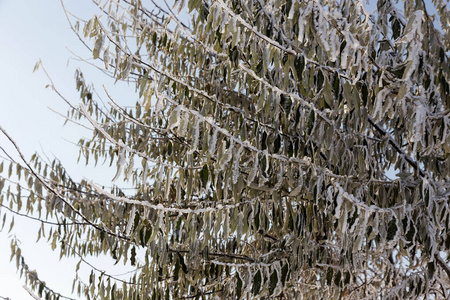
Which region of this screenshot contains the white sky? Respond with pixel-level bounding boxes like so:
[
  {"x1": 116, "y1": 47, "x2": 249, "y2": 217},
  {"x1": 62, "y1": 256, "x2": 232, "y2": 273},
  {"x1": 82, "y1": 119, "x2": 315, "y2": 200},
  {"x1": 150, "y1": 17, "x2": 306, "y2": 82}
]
[
  {"x1": 0, "y1": 0, "x2": 119, "y2": 299},
  {"x1": 0, "y1": 0, "x2": 443, "y2": 299}
]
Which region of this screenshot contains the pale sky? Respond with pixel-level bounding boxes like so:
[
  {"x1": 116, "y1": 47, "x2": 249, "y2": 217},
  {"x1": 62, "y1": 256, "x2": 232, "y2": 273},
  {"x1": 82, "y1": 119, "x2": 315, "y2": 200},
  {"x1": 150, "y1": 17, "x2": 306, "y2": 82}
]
[{"x1": 0, "y1": 1, "x2": 115, "y2": 299}]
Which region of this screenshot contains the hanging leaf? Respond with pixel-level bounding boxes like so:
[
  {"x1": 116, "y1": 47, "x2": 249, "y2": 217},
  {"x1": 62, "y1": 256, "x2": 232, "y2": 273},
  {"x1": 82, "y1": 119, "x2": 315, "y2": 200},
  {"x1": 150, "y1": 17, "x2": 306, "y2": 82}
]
[
  {"x1": 236, "y1": 272, "x2": 243, "y2": 298},
  {"x1": 200, "y1": 164, "x2": 208, "y2": 188},
  {"x1": 252, "y1": 269, "x2": 262, "y2": 296},
  {"x1": 294, "y1": 54, "x2": 305, "y2": 80},
  {"x1": 268, "y1": 270, "x2": 278, "y2": 295}
]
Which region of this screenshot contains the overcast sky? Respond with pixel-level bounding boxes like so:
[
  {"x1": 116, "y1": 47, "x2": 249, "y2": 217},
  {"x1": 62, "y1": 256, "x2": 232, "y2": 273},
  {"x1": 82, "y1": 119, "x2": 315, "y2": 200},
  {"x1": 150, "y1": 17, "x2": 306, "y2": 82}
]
[{"x1": 0, "y1": 0, "x2": 112, "y2": 298}]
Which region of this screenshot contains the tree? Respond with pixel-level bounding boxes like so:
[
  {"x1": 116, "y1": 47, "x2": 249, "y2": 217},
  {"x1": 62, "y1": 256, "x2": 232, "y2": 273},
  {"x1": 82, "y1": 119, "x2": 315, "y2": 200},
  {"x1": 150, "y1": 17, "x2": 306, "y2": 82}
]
[{"x1": 0, "y1": 0, "x2": 449, "y2": 298}]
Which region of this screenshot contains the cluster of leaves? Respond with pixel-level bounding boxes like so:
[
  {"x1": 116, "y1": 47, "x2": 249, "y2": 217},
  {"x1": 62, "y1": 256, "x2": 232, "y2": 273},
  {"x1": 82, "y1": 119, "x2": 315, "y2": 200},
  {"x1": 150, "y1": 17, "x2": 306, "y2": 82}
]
[{"x1": 0, "y1": 0, "x2": 449, "y2": 299}]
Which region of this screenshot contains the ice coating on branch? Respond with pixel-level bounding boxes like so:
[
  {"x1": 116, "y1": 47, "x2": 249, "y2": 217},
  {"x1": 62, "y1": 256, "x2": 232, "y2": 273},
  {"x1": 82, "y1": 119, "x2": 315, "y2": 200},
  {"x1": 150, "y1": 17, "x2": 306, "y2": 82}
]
[
  {"x1": 46, "y1": 1, "x2": 450, "y2": 297},
  {"x1": 334, "y1": 186, "x2": 344, "y2": 218}
]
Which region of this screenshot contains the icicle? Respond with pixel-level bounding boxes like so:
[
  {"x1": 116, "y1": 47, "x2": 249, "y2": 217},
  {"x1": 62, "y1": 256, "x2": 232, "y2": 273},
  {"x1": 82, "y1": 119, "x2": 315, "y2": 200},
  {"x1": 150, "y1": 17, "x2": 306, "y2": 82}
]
[
  {"x1": 154, "y1": 97, "x2": 164, "y2": 115},
  {"x1": 103, "y1": 45, "x2": 110, "y2": 69},
  {"x1": 329, "y1": 30, "x2": 338, "y2": 62},
  {"x1": 179, "y1": 113, "x2": 189, "y2": 136},
  {"x1": 264, "y1": 150, "x2": 270, "y2": 173},
  {"x1": 112, "y1": 146, "x2": 126, "y2": 182},
  {"x1": 340, "y1": 33, "x2": 350, "y2": 69},
  {"x1": 315, "y1": 174, "x2": 323, "y2": 204},
  {"x1": 168, "y1": 106, "x2": 182, "y2": 131},
  {"x1": 411, "y1": 102, "x2": 427, "y2": 153},
  {"x1": 247, "y1": 152, "x2": 259, "y2": 184},
  {"x1": 121, "y1": 55, "x2": 132, "y2": 79},
  {"x1": 230, "y1": 16, "x2": 237, "y2": 32},
  {"x1": 188, "y1": 119, "x2": 200, "y2": 154},
  {"x1": 313, "y1": 4, "x2": 330, "y2": 53},
  {"x1": 297, "y1": 2, "x2": 313, "y2": 44},
  {"x1": 124, "y1": 153, "x2": 134, "y2": 181},
  {"x1": 373, "y1": 88, "x2": 389, "y2": 121},
  {"x1": 273, "y1": 163, "x2": 284, "y2": 190},
  {"x1": 352, "y1": 50, "x2": 362, "y2": 85},
  {"x1": 288, "y1": 0, "x2": 296, "y2": 19},
  {"x1": 157, "y1": 161, "x2": 165, "y2": 182},
  {"x1": 209, "y1": 128, "x2": 218, "y2": 154},
  {"x1": 218, "y1": 141, "x2": 233, "y2": 171},
  {"x1": 334, "y1": 186, "x2": 344, "y2": 218},
  {"x1": 125, "y1": 206, "x2": 137, "y2": 236},
  {"x1": 232, "y1": 144, "x2": 243, "y2": 184}
]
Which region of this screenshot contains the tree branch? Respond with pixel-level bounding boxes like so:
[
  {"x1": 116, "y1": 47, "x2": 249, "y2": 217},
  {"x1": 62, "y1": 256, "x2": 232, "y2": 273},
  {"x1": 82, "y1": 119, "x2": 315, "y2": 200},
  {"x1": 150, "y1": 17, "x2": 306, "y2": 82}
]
[
  {"x1": 367, "y1": 117, "x2": 426, "y2": 177},
  {"x1": 435, "y1": 254, "x2": 450, "y2": 279},
  {"x1": 0, "y1": 125, "x2": 130, "y2": 242}
]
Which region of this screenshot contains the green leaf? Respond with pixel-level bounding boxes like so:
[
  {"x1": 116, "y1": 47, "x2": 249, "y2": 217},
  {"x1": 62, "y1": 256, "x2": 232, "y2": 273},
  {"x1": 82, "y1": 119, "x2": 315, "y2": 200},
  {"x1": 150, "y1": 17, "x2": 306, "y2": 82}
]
[
  {"x1": 261, "y1": 131, "x2": 267, "y2": 150},
  {"x1": 427, "y1": 261, "x2": 435, "y2": 279},
  {"x1": 252, "y1": 270, "x2": 262, "y2": 295},
  {"x1": 316, "y1": 68, "x2": 324, "y2": 92},
  {"x1": 39, "y1": 282, "x2": 45, "y2": 297},
  {"x1": 334, "y1": 270, "x2": 342, "y2": 287},
  {"x1": 8, "y1": 216, "x2": 14, "y2": 233},
  {"x1": 398, "y1": 84, "x2": 407, "y2": 100},
  {"x1": 167, "y1": 108, "x2": 180, "y2": 130},
  {"x1": 130, "y1": 246, "x2": 136, "y2": 266},
  {"x1": 177, "y1": 252, "x2": 188, "y2": 274},
  {"x1": 387, "y1": 219, "x2": 397, "y2": 241},
  {"x1": 236, "y1": 273, "x2": 243, "y2": 298},
  {"x1": 306, "y1": 110, "x2": 315, "y2": 135},
  {"x1": 344, "y1": 271, "x2": 351, "y2": 285},
  {"x1": 294, "y1": 54, "x2": 305, "y2": 80},
  {"x1": 174, "y1": 258, "x2": 180, "y2": 281},
  {"x1": 33, "y1": 59, "x2": 41, "y2": 73},
  {"x1": 361, "y1": 83, "x2": 368, "y2": 106},
  {"x1": 343, "y1": 81, "x2": 353, "y2": 109},
  {"x1": 268, "y1": 270, "x2": 278, "y2": 295},
  {"x1": 229, "y1": 46, "x2": 239, "y2": 66},
  {"x1": 274, "y1": 134, "x2": 281, "y2": 153},
  {"x1": 133, "y1": 212, "x2": 140, "y2": 232},
  {"x1": 392, "y1": 19, "x2": 401, "y2": 40},
  {"x1": 326, "y1": 268, "x2": 333, "y2": 285},
  {"x1": 93, "y1": 34, "x2": 104, "y2": 59},
  {"x1": 281, "y1": 263, "x2": 289, "y2": 285}
]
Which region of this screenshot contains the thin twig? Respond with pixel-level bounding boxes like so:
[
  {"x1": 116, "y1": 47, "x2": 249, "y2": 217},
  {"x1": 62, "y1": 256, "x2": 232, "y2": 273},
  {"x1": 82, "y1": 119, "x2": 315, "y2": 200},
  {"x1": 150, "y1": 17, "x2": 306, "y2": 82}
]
[{"x1": 0, "y1": 124, "x2": 130, "y2": 242}]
